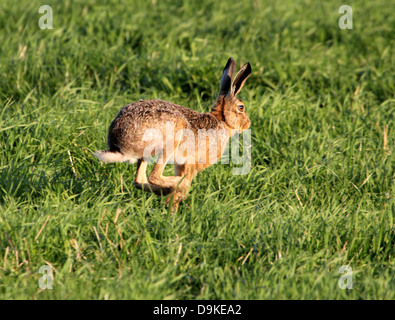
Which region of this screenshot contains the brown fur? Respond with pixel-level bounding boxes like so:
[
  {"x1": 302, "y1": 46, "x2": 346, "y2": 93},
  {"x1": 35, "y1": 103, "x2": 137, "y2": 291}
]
[{"x1": 94, "y1": 58, "x2": 252, "y2": 212}]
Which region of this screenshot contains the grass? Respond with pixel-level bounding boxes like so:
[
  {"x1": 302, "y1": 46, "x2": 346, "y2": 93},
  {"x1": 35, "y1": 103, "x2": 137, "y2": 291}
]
[{"x1": 0, "y1": 0, "x2": 394, "y2": 299}]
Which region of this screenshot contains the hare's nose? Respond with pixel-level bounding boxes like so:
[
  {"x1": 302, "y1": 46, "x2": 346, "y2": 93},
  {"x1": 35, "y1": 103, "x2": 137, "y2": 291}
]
[{"x1": 243, "y1": 118, "x2": 251, "y2": 130}]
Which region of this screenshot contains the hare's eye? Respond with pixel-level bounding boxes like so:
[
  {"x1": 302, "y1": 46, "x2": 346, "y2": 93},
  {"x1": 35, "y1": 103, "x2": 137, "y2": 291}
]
[{"x1": 238, "y1": 105, "x2": 244, "y2": 112}]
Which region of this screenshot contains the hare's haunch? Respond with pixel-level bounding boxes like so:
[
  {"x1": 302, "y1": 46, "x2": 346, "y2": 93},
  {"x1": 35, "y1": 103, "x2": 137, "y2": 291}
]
[{"x1": 94, "y1": 58, "x2": 252, "y2": 211}]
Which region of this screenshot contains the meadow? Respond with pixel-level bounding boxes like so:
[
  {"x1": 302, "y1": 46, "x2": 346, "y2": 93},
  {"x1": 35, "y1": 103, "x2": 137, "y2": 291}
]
[{"x1": 0, "y1": 0, "x2": 394, "y2": 299}]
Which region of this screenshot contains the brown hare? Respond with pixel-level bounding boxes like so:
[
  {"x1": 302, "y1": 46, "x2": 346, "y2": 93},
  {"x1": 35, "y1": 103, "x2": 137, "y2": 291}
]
[{"x1": 94, "y1": 57, "x2": 251, "y2": 211}]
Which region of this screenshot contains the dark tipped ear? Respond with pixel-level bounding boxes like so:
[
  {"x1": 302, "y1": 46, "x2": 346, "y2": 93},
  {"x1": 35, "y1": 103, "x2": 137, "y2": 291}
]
[
  {"x1": 219, "y1": 57, "x2": 236, "y2": 96},
  {"x1": 232, "y1": 62, "x2": 251, "y2": 96}
]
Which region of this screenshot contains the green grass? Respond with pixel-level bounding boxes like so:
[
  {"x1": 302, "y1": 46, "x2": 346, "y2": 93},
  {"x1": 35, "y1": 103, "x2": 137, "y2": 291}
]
[{"x1": 0, "y1": 0, "x2": 394, "y2": 299}]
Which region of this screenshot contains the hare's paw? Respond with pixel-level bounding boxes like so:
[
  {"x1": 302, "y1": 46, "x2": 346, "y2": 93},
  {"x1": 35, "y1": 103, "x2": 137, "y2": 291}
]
[
  {"x1": 165, "y1": 191, "x2": 184, "y2": 208},
  {"x1": 134, "y1": 181, "x2": 174, "y2": 196}
]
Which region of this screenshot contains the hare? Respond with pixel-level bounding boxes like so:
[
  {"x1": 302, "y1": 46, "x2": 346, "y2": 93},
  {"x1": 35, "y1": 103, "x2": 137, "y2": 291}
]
[{"x1": 94, "y1": 57, "x2": 251, "y2": 211}]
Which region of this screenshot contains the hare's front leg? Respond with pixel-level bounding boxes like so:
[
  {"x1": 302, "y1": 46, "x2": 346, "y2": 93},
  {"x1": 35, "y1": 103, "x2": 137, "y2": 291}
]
[
  {"x1": 147, "y1": 162, "x2": 183, "y2": 189},
  {"x1": 145, "y1": 141, "x2": 186, "y2": 190},
  {"x1": 134, "y1": 149, "x2": 184, "y2": 194},
  {"x1": 165, "y1": 164, "x2": 196, "y2": 209},
  {"x1": 134, "y1": 159, "x2": 173, "y2": 195}
]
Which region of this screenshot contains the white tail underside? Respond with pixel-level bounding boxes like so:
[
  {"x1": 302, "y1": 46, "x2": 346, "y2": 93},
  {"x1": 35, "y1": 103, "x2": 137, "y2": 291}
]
[{"x1": 93, "y1": 150, "x2": 138, "y2": 164}]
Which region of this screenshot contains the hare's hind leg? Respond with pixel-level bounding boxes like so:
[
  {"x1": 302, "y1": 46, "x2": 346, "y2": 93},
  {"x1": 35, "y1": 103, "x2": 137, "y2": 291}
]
[
  {"x1": 134, "y1": 159, "x2": 173, "y2": 195},
  {"x1": 134, "y1": 159, "x2": 148, "y2": 185}
]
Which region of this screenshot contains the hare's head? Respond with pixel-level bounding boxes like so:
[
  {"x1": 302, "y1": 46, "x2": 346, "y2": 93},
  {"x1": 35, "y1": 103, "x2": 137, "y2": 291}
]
[{"x1": 212, "y1": 58, "x2": 252, "y2": 133}]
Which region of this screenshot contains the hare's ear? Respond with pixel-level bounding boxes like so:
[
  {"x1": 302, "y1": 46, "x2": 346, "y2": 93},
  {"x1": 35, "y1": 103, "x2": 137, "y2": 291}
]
[
  {"x1": 232, "y1": 62, "x2": 251, "y2": 96},
  {"x1": 219, "y1": 57, "x2": 236, "y2": 97}
]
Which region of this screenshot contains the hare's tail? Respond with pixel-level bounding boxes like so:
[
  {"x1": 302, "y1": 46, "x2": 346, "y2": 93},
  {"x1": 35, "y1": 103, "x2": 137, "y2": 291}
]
[{"x1": 93, "y1": 150, "x2": 138, "y2": 164}]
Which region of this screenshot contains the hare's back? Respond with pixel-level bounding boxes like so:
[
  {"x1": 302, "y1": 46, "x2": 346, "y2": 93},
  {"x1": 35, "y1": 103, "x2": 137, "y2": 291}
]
[
  {"x1": 116, "y1": 99, "x2": 196, "y2": 122},
  {"x1": 107, "y1": 99, "x2": 193, "y2": 153}
]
